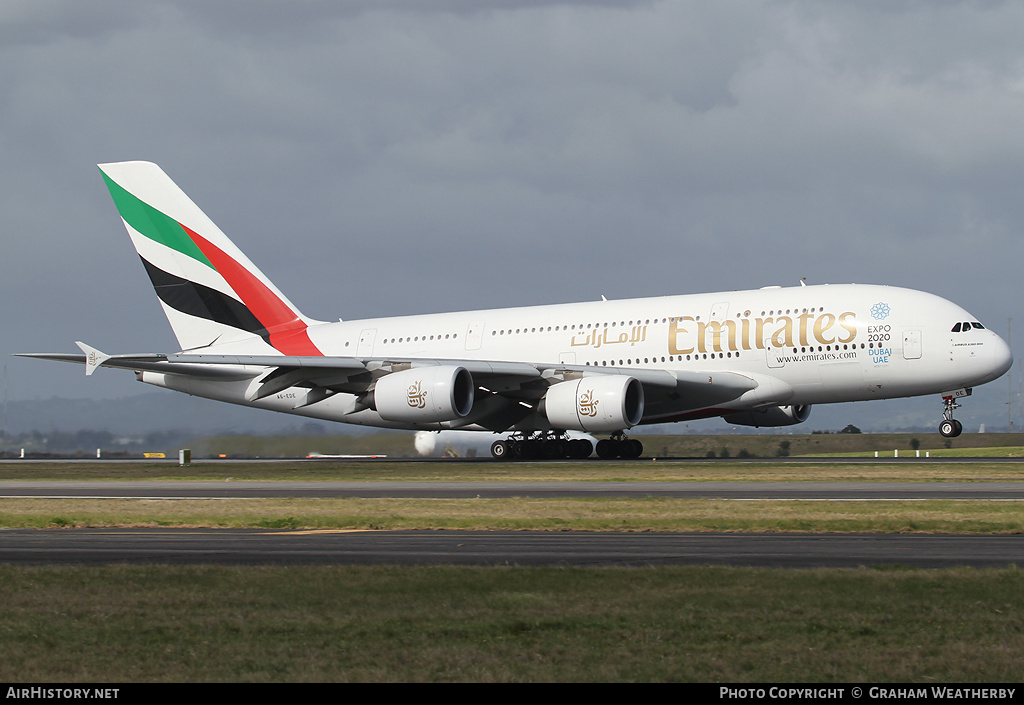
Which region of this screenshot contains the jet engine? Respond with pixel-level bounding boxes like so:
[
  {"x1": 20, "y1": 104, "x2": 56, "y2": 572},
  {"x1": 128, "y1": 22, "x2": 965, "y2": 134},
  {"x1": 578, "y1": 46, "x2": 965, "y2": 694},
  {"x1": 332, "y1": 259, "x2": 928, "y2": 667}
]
[
  {"x1": 543, "y1": 375, "x2": 644, "y2": 432},
  {"x1": 374, "y1": 366, "x2": 474, "y2": 423},
  {"x1": 723, "y1": 404, "x2": 811, "y2": 428}
]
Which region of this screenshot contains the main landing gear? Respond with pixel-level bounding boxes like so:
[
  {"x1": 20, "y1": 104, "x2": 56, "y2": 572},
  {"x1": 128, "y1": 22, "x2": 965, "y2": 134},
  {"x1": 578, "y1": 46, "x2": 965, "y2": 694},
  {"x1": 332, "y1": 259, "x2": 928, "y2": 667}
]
[
  {"x1": 939, "y1": 391, "x2": 969, "y2": 438},
  {"x1": 489, "y1": 431, "x2": 645, "y2": 460},
  {"x1": 595, "y1": 432, "x2": 644, "y2": 459},
  {"x1": 490, "y1": 432, "x2": 594, "y2": 460}
]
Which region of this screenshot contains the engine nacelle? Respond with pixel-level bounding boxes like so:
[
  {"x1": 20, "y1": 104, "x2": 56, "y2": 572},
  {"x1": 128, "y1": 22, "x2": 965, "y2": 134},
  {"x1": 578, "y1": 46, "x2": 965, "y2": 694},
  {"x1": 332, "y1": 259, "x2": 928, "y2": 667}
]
[
  {"x1": 723, "y1": 404, "x2": 811, "y2": 428},
  {"x1": 374, "y1": 366, "x2": 474, "y2": 423},
  {"x1": 543, "y1": 375, "x2": 644, "y2": 432}
]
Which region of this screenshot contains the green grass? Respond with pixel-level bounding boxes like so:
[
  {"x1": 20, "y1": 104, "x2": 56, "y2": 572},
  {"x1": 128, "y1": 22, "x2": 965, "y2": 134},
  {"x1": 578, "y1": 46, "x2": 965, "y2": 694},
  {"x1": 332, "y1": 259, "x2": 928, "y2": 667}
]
[
  {"x1": 4, "y1": 457, "x2": 1024, "y2": 482},
  {"x1": 812, "y1": 446, "x2": 1024, "y2": 458},
  {"x1": 12, "y1": 431, "x2": 1021, "y2": 460},
  {"x1": 2, "y1": 497, "x2": 1023, "y2": 533},
  {"x1": 3, "y1": 452, "x2": 1023, "y2": 681},
  {"x1": 2, "y1": 457, "x2": 1023, "y2": 532},
  {"x1": 0, "y1": 564, "x2": 1021, "y2": 682}
]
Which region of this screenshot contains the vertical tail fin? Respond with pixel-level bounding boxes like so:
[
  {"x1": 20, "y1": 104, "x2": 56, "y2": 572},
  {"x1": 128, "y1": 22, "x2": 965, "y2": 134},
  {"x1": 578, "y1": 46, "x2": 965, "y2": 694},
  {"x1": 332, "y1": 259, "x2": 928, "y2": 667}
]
[{"x1": 98, "y1": 161, "x2": 323, "y2": 355}]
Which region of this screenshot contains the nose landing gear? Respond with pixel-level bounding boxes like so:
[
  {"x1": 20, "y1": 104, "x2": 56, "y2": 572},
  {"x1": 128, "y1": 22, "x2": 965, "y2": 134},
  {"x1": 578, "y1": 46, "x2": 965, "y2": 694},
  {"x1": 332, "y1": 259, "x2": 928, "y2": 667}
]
[
  {"x1": 939, "y1": 417, "x2": 963, "y2": 438},
  {"x1": 939, "y1": 390, "x2": 970, "y2": 438}
]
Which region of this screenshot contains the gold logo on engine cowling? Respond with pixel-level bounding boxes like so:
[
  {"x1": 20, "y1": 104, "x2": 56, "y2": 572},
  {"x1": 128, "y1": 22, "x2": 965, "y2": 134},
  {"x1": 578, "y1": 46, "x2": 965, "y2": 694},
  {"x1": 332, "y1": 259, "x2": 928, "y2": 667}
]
[
  {"x1": 578, "y1": 389, "x2": 599, "y2": 417},
  {"x1": 407, "y1": 380, "x2": 427, "y2": 409}
]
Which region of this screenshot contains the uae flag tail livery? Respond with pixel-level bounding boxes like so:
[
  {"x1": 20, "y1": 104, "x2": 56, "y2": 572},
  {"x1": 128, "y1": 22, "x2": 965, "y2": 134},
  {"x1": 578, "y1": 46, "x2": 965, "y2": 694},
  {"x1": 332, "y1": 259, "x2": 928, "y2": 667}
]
[{"x1": 98, "y1": 161, "x2": 323, "y2": 356}]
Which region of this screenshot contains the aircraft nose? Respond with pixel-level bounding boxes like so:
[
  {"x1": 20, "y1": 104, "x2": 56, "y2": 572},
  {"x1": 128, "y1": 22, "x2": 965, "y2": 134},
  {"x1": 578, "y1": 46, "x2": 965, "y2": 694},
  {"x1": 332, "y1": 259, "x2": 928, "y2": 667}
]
[
  {"x1": 983, "y1": 332, "x2": 1015, "y2": 383},
  {"x1": 991, "y1": 333, "x2": 1014, "y2": 379}
]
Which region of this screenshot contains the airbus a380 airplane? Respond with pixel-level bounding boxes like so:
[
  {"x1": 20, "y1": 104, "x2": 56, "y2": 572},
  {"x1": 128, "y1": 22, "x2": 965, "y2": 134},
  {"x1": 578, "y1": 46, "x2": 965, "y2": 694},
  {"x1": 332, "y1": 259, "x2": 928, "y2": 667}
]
[{"x1": 19, "y1": 162, "x2": 1013, "y2": 459}]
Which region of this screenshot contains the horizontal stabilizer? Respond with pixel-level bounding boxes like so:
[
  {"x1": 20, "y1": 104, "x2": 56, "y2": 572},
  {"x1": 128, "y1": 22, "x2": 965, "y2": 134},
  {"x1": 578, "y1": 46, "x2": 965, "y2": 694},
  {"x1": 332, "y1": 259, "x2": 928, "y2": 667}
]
[
  {"x1": 14, "y1": 350, "x2": 256, "y2": 381},
  {"x1": 16, "y1": 345, "x2": 168, "y2": 376},
  {"x1": 76, "y1": 341, "x2": 110, "y2": 376}
]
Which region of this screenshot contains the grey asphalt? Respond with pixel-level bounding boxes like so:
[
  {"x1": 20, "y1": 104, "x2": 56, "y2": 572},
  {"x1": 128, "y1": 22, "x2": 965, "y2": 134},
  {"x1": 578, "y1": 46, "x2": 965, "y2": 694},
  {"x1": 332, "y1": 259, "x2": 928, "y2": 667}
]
[
  {"x1": 0, "y1": 528, "x2": 1020, "y2": 568},
  {"x1": 2, "y1": 479, "x2": 1022, "y2": 568},
  {"x1": 2, "y1": 480, "x2": 1024, "y2": 499}
]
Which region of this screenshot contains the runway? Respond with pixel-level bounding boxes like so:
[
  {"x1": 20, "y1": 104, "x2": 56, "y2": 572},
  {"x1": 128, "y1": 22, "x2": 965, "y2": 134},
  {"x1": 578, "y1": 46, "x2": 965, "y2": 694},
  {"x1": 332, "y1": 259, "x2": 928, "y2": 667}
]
[
  {"x1": 0, "y1": 528, "x2": 1020, "y2": 568},
  {"x1": 1, "y1": 479, "x2": 1021, "y2": 568},
  {"x1": 3, "y1": 479, "x2": 1024, "y2": 499}
]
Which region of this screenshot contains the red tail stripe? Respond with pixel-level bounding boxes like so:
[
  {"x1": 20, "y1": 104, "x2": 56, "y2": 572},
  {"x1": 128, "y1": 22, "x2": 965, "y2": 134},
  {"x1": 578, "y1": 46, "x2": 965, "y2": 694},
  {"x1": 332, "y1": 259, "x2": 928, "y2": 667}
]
[{"x1": 181, "y1": 224, "x2": 323, "y2": 356}]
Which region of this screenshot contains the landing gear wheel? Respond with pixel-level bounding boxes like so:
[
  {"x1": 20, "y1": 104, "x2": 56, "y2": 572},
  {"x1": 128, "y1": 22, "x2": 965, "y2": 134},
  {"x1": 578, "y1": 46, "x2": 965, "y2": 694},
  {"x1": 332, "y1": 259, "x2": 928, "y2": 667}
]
[
  {"x1": 542, "y1": 440, "x2": 564, "y2": 459},
  {"x1": 595, "y1": 437, "x2": 644, "y2": 459},
  {"x1": 939, "y1": 394, "x2": 966, "y2": 438},
  {"x1": 491, "y1": 434, "x2": 601, "y2": 460},
  {"x1": 572, "y1": 439, "x2": 594, "y2": 459},
  {"x1": 596, "y1": 439, "x2": 616, "y2": 459},
  {"x1": 939, "y1": 419, "x2": 963, "y2": 438}
]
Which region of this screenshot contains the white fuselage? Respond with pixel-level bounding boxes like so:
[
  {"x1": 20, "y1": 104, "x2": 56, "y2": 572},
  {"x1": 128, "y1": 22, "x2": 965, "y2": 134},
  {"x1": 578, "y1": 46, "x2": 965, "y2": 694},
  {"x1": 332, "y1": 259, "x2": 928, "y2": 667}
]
[{"x1": 138, "y1": 283, "x2": 1013, "y2": 432}]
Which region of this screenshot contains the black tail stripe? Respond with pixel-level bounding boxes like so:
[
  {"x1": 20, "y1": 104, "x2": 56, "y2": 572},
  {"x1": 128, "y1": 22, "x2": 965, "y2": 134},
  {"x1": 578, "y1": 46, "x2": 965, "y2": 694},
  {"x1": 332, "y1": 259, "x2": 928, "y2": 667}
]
[{"x1": 140, "y1": 256, "x2": 271, "y2": 342}]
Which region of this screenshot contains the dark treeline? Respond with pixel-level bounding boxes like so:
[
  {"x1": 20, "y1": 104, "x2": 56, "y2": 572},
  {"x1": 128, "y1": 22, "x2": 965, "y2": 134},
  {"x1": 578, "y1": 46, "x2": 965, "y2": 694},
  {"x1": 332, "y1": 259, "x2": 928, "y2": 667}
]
[{"x1": 0, "y1": 428, "x2": 194, "y2": 455}]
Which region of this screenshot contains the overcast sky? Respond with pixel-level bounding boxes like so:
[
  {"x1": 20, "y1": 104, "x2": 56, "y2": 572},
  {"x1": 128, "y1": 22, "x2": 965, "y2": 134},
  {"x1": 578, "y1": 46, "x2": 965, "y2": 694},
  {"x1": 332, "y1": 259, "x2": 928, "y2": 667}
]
[{"x1": 3, "y1": 0, "x2": 1023, "y2": 430}]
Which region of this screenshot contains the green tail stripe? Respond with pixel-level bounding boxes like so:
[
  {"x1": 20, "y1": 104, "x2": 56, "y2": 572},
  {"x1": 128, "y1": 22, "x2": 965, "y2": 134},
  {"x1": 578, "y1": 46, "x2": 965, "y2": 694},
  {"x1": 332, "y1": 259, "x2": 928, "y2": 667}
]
[{"x1": 100, "y1": 172, "x2": 214, "y2": 269}]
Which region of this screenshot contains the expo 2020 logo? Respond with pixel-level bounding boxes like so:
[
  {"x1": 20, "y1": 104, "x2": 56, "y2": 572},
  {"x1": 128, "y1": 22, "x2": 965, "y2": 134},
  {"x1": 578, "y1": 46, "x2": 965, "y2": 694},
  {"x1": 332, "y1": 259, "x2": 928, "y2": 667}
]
[{"x1": 870, "y1": 302, "x2": 891, "y2": 320}]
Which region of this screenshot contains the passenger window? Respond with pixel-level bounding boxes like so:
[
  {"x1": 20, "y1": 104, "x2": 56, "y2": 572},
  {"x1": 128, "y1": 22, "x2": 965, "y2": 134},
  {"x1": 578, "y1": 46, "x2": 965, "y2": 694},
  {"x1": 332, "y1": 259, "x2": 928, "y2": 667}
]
[{"x1": 951, "y1": 323, "x2": 962, "y2": 332}]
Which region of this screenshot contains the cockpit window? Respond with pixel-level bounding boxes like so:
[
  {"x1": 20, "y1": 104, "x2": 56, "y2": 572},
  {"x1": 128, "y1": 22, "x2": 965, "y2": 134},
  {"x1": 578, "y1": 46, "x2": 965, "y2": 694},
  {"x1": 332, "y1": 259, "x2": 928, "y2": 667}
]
[{"x1": 952, "y1": 321, "x2": 987, "y2": 333}]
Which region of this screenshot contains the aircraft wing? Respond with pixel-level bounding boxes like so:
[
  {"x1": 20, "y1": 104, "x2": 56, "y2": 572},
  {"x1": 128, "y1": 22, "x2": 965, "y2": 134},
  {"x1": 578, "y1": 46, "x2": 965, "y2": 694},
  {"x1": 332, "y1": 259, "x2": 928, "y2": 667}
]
[
  {"x1": 156, "y1": 352, "x2": 759, "y2": 412},
  {"x1": 17, "y1": 345, "x2": 762, "y2": 429}
]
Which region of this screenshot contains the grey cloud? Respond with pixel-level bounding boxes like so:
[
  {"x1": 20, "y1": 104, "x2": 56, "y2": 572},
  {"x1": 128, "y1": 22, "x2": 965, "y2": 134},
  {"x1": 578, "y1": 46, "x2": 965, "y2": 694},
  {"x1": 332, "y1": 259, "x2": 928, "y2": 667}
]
[{"x1": 0, "y1": 0, "x2": 1020, "y2": 430}]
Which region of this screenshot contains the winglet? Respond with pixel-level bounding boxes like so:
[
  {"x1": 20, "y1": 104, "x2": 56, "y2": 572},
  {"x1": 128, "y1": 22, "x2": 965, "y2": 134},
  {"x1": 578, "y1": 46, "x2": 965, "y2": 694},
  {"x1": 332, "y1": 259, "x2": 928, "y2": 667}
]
[{"x1": 75, "y1": 341, "x2": 110, "y2": 376}]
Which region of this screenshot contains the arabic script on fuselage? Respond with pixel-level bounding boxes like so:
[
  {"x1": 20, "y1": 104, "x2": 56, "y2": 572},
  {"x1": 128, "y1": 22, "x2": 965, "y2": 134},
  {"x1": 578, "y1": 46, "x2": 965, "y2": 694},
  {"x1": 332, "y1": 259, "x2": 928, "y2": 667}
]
[
  {"x1": 566, "y1": 312, "x2": 860, "y2": 355},
  {"x1": 570, "y1": 325, "x2": 648, "y2": 349}
]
